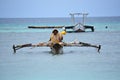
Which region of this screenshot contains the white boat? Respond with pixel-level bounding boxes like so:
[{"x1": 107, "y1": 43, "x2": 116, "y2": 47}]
[{"x1": 28, "y1": 13, "x2": 95, "y2": 32}]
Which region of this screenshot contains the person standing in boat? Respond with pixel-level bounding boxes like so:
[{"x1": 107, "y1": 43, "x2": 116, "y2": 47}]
[
  {"x1": 30, "y1": 29, "x2": 66, "y2": 47},
  {"x1": 49, "y1": 29, "x2": 66, "y2": 45}
]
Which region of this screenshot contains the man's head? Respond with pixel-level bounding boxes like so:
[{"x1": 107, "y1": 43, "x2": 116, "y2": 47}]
[{"x1": 52, "y1": 29, "x2": 58, "y2": 35}]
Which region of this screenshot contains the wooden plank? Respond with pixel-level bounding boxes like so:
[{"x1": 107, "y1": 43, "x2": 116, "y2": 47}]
[
  {"x1": 12, "y1": 42, "x2": 101, "y2": 54},
  {"x1": 28, "y1": 26, "x2": 63, "y2": 29}
]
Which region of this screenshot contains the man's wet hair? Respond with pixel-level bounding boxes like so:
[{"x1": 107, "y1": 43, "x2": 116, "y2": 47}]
[{"x1": 52, "y1": 29, "x2": 58, "y2": 33}]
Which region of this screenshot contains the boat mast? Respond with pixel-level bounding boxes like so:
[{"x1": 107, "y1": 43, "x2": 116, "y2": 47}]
[
  {"x1": 69, "y1": 13, "x2": 88, "y2": 25},
  {"x1": 69, "y1": 13, "x2": 75, "y2": 25},
  {"x1": 82, "y1": 13, "x2": 88, "y2": 25}
]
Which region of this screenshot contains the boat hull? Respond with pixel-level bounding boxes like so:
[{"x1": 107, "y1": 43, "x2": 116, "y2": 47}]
[{"x1": 51, "y1": 43, "x2": 63, "y2": 55}]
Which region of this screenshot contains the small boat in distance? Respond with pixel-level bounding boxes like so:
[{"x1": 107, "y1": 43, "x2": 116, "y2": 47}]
[
  {"x1": 28, "y1": 13, "x2": 94, "y2": 32},
  {"x1": 65, "y1": 13, "x2": 94, "y2": 32}
]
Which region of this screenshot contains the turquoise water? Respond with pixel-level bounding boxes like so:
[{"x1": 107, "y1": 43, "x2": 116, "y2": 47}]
[
  {"x1": 0, "y1": 17, "x2": 120, "y2": 32},
  {"x1": 0, "y1": 18, "x2": 71, "y2": 32},
  {"x1": 0, "y1": 32, "x2": 120, "y2": 80},
  {"x1": 0, "y1": 17, "x2": 120, "y2": 80}
]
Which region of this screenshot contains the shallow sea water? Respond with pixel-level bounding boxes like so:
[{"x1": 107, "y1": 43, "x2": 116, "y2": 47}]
[{"x1": 0, "y1": 31, "x2": 120, "y2": 80}]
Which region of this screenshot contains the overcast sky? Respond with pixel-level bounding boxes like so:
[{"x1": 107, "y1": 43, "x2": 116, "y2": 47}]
[{"x1": 0, "y1": 0, "x2": 120, "y2": 18}]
